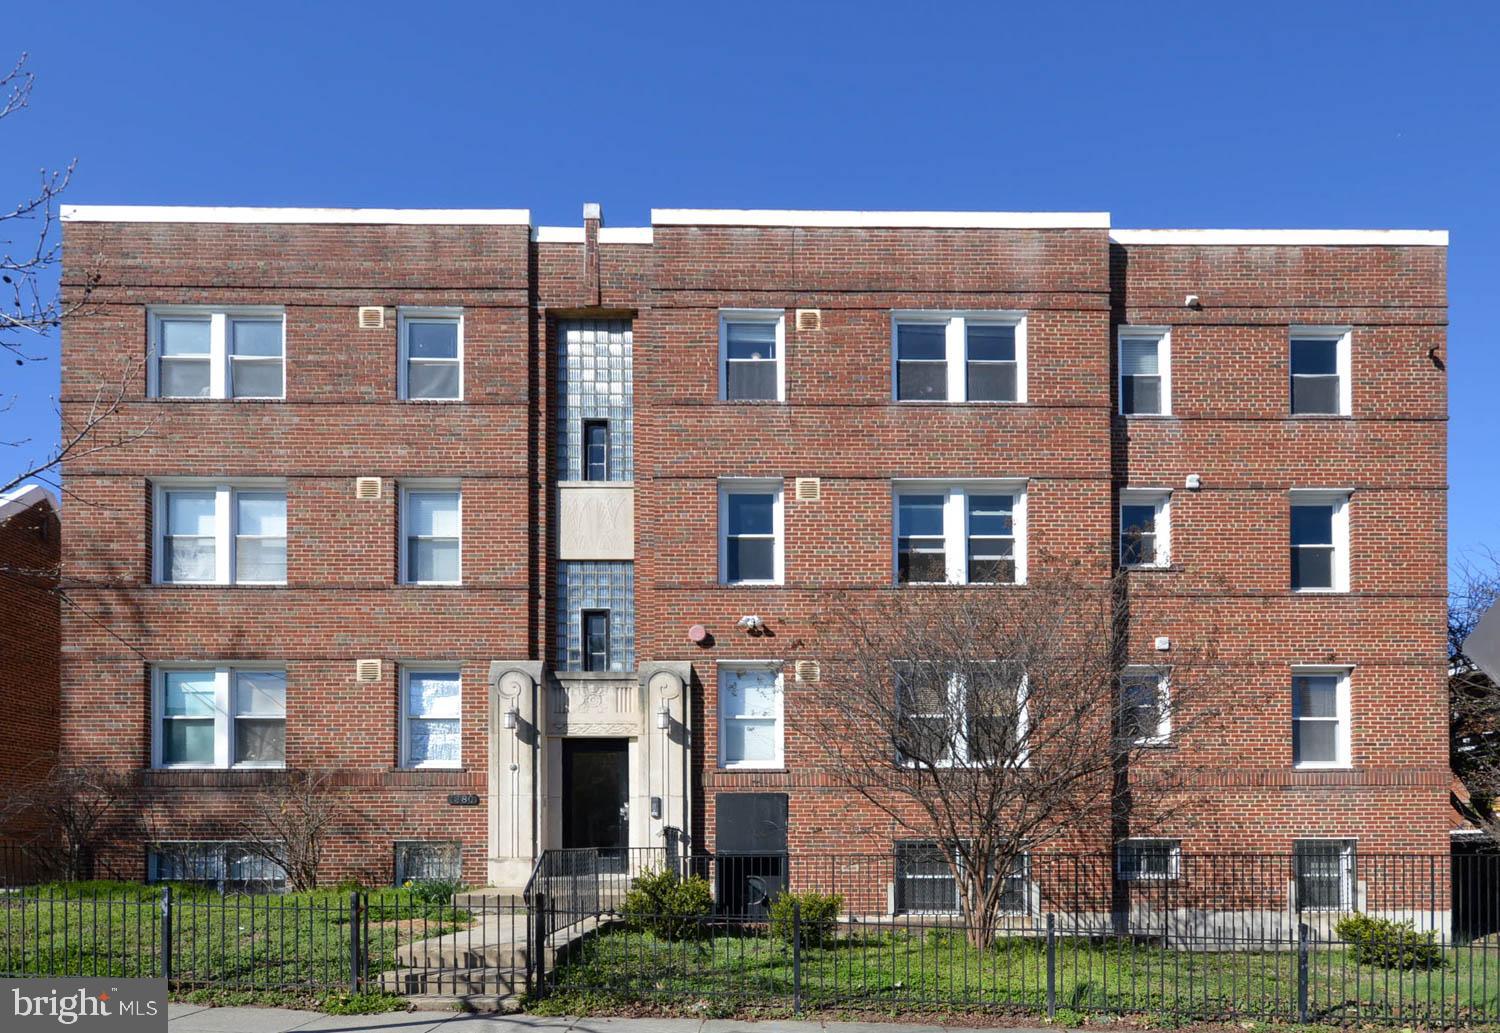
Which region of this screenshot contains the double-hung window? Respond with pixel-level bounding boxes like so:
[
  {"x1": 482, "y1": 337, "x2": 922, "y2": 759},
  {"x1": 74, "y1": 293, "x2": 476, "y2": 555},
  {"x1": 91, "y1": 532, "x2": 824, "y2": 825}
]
[
  {"x1": 719, "y1": 480, "x2": 783, "y2": 585},
  {"x1": 894, "y1": 482, "x2": 1026, "y2": 585},
  {"x1": 894, "y1": 841, "x2": 1029, "y2": 915},
  {"x1": 1289, "y1": 490, "x2": 1350, "y2": 592},
  {"x1": 401, "y1": 667, "x2": 462, "y2": 769},
  {"x1": 1292, "y1": 667, "x2": 1352, "y2": 768},
  {"x1": 1294, "y1": 839, "x2": 1356, "y2": 912},
  {"x1": 720, "y1": 310, "x2": 784, "y2": 401},
  {"x1": 154, "y1": 666, "x2": 286, "y2": 769},
  {"x1": 1118, "y1": 667, "x2": 1171, "y2": 746},
  {"x1": 1290, "y1": 327, "x2": 1351, "y2": 416},
  {"x1": 893, "y1": 312, "x2": 1025, "y2": 402},
  {"x1": 1116, "y1": 839, "x2": 1181, "y2": 881},
  {"x1": 1119, "y1": 490, "x2": 1170, "y2": 569},
  {"x1": 896, "y1": 662, "x2": 1027, "y2": 768},
  {"x1": 401, "y1": 486, "x2": 462, "y2": 585},
  {"x1": 1118, "y1": 328, "x2": 1170, "y2": 416},
  {"x1": 150, "y1": 308, "x2": 285, "y2": 400},
  {"x1": 399, "y1": 309, "x2": 463, "y2": 401},
  {"x1": 718, "y1": 663, "x2": 784, "y2": 769},
  {"x1": 155, "y1": 483, "x2": 287, "y2": 585}
]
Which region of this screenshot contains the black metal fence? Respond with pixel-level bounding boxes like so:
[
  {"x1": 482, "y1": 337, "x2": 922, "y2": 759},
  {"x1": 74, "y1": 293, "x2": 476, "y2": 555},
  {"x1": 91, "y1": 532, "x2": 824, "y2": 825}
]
[{"x1": 0, "y1": 850, "x2": 1496, "y2": 1023}]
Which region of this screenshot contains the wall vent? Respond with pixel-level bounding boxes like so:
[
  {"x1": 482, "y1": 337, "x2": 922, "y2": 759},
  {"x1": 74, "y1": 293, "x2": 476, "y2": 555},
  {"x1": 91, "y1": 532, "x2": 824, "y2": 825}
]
[
  {"x1": 358, "y1": 306, "x2": 386, "y2": 329},
  {"x1": 794, "y1": 477, "x2": 821, "y2": 502},
  {"x1": 794, "y1": 660, "x2": 821, "y2": 684},
  {"x1": 355, "y1": 659, "x2": 382, "y2": 682},
  {"x1": 795, "y1": 308, "x2": 822, "y2": 332},
  {"x1": 354, "y1": 477, "x2": 382, "y2": 500}
]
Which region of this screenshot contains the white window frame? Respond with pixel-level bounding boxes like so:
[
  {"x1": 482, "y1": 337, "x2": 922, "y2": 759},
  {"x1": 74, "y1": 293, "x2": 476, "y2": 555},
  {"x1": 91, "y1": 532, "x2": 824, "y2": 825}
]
[
  {"x1": 718, "y1": 478, "x2": 785, "y2": 586},
  {"x1": 400, "y1": 665, "x2": 463, "y2": 770},
  {"x1": 1289, "y1": 489, "x2": 1351, "y2": 594},
  {"x1": 1118, "y1": 488, "x2": 1171, "y2": 569},
  {"x1": 399, "y1": 482, "x2": 463, "y2": 586},
  {"x1": 890, "y1": 311, "x2": 1028, "y2": 403},
  {"x1": 1117, "y1": 326, "x2": 1171, "y2": 417},
  {"x1": 1116, "y1": 838, "x2": 1182, "y2": 882},
  {"x1": 1293, "y1": 838, "x2": 1357, "y2": 912},
  {"x1": 147, "y1": 307, "x2": 286, "y2": 401},
  {"x1": 892, "y1": 480, "x2": 1028, "y2": 586},
  {"x1": 1119, "y1": 665, "x2": 1172, "y2": 746},
  {"x1": 151, "y1": 480, "x2": 288, "y2": 586},
  {"x1": 1291, "y1": 665, "x2": 1353, "y2": 770},
  {"x1": 718, "y1": 309, "x2": 786, "y2": 402},
  {"x1": 716, "y1": 661, "x2": 785, "y2": 770},
  {"x1": 896, "y1": 664, "x2": 1030, "y2": 769},
  {"x1": 151, "y1": 664, "x2": 286, "y2": 770},
  {"x1": 1289, "y1": 326, "x2": 1352, "y2": 417},
  {"x1": 397, "y1": 307, "x2": 464, "y2": 402}
]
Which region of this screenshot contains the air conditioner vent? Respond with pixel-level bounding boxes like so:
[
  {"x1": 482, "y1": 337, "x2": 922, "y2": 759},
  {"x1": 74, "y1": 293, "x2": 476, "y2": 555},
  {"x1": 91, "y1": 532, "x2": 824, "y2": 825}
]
[
  {"x1": 795, "y1": 308, "x2": 822, "y2": 332},
  {"x1": 355, "y1": 659, "x2": 382, "y2": 682},
  {"x1": 358, "y1": 306, "x2": 386, "y2": 329},
  {"x1": 794, "y1": 477, "x2": 821, "y2": 502},
  {"x1": 794, "y1": 660, "x2": 821, "y2": 684},
  {"x1": 354, "y1": 477, "x2": 382, "y2": 500}
]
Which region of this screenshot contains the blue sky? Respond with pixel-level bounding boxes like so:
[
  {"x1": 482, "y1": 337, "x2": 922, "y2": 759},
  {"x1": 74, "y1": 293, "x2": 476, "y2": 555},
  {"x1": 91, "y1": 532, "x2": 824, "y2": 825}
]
[{"x1": 4, "y1": 1, "x2": 1495, "y2": 570}]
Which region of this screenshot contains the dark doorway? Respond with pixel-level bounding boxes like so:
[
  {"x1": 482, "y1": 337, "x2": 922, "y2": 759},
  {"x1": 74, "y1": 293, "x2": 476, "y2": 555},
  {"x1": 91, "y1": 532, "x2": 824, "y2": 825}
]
[
  {"x1": 715, "y1": 793, "x2": 788, "y2": 917},
  {"x1": 563, "y1": 739, "x2": 629, "y2": 869}
]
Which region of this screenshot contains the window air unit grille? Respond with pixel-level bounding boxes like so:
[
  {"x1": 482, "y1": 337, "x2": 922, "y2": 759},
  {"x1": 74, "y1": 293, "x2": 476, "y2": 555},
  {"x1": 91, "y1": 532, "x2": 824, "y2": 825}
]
[
  {"x1": 358, "y1": 306, "x2": 386, "y2": 329},
  {"x1": 794, "y1": 660, "x2": 821, "y2": 684},
  {"x1": 795, "y1": 308, "x2": 822, "y2": 332},
  {"x1": 354, "y1": 477, "x2": 383, "y2": 500},
  {"x1": 794, "y1": 477, "x2": 821, "y2": 502},
  {"x1": 355, "y1": 659, "x2": 382, "y2": 682}
]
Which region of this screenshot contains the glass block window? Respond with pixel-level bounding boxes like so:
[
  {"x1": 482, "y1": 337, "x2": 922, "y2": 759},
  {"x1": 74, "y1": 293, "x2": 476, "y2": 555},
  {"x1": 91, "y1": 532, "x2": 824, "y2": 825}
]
[
  {"x1": 148, "y1": 842, "x2": 287, "y2": 891},
  {"x1": 557, "y1": 320, "x2": 633, "y2": 482},
  {"x1": 395, "y1": 841, "x2": 462, "y2": 886},
  {"x1": 555, "y1": 561, "x2": 635, "y2": 672}
]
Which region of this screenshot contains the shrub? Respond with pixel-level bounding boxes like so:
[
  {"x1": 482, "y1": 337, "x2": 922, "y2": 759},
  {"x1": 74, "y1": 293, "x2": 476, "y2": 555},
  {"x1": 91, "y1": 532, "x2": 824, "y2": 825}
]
[
  {"x1": 768, "y1": 890, "x2": 843, "y2": 947},
  {"x1": 620, "y1": 867, "x2": 713, "y2": 941},
  {"x1": 1335, "y1": 913, "x2": 1445, "y2": 970},
  {"x1": 402, "y1": 878, "x2": 461, "y2": 906}
]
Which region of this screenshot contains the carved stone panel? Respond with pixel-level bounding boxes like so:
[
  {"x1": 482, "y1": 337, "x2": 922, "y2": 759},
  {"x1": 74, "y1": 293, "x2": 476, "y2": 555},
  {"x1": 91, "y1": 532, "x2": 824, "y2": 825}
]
[{"x1": 549, "y1": 674, "x2": 641, "y2": 736}]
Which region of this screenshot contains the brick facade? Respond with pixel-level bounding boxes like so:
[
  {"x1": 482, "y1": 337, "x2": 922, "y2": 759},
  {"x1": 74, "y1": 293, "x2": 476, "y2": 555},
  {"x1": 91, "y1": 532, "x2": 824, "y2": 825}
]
[
  {"x1": 58, "y1": 207, "x2": 1449, "y2": 887},
  {"x1": 0, "y1": 486, "x2": 61, "y2": 840}
]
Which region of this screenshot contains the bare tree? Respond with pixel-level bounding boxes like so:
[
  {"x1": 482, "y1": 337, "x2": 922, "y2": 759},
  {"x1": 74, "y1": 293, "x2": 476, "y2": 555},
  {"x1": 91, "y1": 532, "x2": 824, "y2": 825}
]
[
  {"x1": 233, "y1": 770, "x2": 345, "y2": 891},
  {"x1": 0, "y1": 52, "x2": 147, "y2": 500},
  {"x1": 1451, "y1": 550, "x2": 1500, "y2": 845},
  {"x1": 811, "y1": 567, "x2": 1224, "y2": 947},
  {"x1": 0, "y1": 764, "x2": 140, "y2": 881}
]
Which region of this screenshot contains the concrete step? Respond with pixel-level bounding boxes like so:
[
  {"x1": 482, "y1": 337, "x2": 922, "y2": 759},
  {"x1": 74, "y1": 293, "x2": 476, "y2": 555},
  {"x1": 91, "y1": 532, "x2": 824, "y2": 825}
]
[
  {"x1": 402, "y1": 991, "x2": 522, "y2": 1013},
  {"x1": 395, "y1": 914, "x2": 604, "y2": 968},
  {"x1": 454, "y1": 887, "x2": 526, "y2": 906},
  {"x1": 378, "y1": 965, "x2": 527, "y2": 997}
]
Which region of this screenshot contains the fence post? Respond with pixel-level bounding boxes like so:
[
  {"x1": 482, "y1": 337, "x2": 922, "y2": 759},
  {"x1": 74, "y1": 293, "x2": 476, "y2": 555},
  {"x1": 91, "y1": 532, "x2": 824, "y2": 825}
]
[
  {"x1": 349, "y1": 891, "x2": 362, "y2": 993},
  {"x1": 792, "y1": 899, "x2": 802, "y2": 1015},
  {"x1": 1046, "y1": 912, "x2": 1057, "y2": 1019},
  {"x1": 532, "y1": 892, "x2": 548, "y2": 1001},
  {"x1": 159, "y1": 885, "x2": 172, "y2": 984},
  {"x1": 1296, "y1": 921, "x2": 1310, "y2": 1023}
]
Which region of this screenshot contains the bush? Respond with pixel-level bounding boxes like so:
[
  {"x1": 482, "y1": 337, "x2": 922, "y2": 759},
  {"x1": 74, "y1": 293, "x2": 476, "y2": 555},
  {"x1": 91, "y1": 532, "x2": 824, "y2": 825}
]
[
  {"x1": 1335, "y1": 913, "x2": 1445, "y2": 969},
  {"x1": 620, "y1": 867, "x2": 713, "y2": 941},
  {"x1": 401, "y1": 878, "x2": 461, "y2": 906},
  {"x1": 768, "y1": 890, "x2": 843, "y2": 947}
]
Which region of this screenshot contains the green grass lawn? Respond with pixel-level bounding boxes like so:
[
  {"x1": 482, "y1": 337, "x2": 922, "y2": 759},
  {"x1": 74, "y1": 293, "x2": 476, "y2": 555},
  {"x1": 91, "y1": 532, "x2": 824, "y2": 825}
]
[
  {"x1": 0, "y1": 882, "x2": 472, "y2": 990},
  {"x1": 545, "y1": 923, "x2": 1500, "y2": 1024}
]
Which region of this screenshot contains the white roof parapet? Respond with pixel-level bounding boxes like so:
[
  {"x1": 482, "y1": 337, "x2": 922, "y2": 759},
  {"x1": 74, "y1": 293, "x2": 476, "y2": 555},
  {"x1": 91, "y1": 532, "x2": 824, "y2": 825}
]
[
  {"x1": 651, "y1": 209, "x2": 1111, "y2": 229},
  {"x1": 61, "y1": 205, "x2": 532, "y2": 226},
  {"x1": 1110, "y1": 229, "x2": 1448, "y2": 247}
]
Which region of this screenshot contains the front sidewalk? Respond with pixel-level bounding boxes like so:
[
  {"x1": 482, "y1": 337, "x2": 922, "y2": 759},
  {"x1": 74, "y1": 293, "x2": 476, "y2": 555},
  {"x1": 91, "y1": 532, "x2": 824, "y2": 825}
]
[{"x1": 166, "y1": 1004, "x2": 1055, "y2": 1033}]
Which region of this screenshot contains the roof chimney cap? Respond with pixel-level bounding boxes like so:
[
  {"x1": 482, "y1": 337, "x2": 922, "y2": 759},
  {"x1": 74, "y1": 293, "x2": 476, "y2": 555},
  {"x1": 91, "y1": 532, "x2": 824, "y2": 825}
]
[{"x1": 582, "y1": 202, "x2": 602, "y2": 222}]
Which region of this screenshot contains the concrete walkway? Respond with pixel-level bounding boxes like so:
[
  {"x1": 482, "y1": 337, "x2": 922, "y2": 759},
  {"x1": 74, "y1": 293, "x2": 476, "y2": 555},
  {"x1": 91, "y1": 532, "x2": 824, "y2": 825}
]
[{"x1": 167, "y1": 1004, "x2": 1053, "y2": 1033}]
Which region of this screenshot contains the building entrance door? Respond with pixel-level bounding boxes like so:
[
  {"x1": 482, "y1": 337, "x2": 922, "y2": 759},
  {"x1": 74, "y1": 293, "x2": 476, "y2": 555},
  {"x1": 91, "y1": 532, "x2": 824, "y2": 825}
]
[{"x1": 562, "y1": 738, "x2": 629, "y2": 869}]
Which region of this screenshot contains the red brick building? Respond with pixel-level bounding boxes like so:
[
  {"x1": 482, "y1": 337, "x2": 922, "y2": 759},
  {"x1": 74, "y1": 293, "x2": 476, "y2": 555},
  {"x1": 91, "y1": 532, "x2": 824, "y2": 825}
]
[
  {"x1": 58, "y1": 205, "x2": 1448, "y2": 903},
  {"x1": 0, "y1": 484, "x2": 61, "y2": 845}
]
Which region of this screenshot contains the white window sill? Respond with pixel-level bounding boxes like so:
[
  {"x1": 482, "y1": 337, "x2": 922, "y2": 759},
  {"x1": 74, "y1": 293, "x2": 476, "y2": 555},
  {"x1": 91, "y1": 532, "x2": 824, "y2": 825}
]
[
  {"x1": 719, "y1": 764, "x2": 786, "y2": 772},
  {"x1": 1292, "y1": 762, "x2": 1352, "y2": 771},
  {"x1": 1291, "y1": 588, "x2": 1348, "y2": 595},
  {"x1": 400, "y1": 397, "x2": 464, "y2": 404},
  {"x1": 153, "y1": 582, "x2": 289, "y2": 588},
  {"x1": 720, "y1": 581, "x2": 784, "y2": 588},
  {"x1": 1120, "y1": 412, "x2": 1175, "y2": 419},
  {"x1": 399, "y1": 764, "x2": 464, "y2": 772},
  {"x1": 402, "y1": 582, "x2": 465, "y2": 588}
]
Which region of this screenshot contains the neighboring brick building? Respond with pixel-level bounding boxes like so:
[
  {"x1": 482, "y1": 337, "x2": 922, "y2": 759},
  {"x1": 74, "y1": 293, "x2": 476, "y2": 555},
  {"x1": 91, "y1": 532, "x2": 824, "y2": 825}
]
[
  {"x1": 0, "y1": 484, "x2": 61, "y2": 843},
  {"x1": 57, "y1": 205, "x2": 1449, "y2": 900}
]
